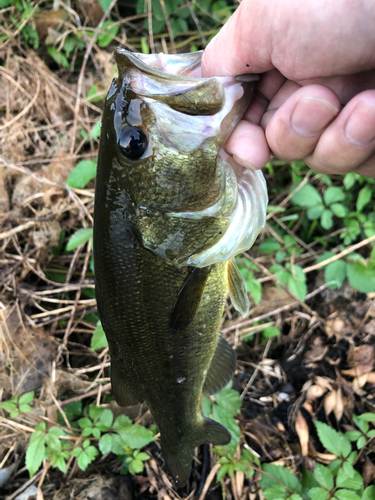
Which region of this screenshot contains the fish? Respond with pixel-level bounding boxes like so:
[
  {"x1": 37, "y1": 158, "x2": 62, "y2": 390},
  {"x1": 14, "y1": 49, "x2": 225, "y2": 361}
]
[{"x1": 93, "y1": 48, "x2": 268, "y2": 487}]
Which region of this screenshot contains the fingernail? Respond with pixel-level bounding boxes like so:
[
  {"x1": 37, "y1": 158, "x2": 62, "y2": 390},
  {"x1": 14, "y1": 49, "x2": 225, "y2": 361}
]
[
  {"x1": 233, "y1": 155, "x2": 257, "y2": 170},
  {"x1": 291, "y1": 97, "x2": 339, "y2": 137},
  {"x1": 345, "y1": 101, "x2": 375, "y2": 145}
]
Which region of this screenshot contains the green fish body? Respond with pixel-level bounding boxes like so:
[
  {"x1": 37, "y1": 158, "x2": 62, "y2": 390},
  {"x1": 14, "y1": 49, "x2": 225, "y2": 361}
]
[{"x1": 94, "y1": 49, "x2": 267, "y2": 486}]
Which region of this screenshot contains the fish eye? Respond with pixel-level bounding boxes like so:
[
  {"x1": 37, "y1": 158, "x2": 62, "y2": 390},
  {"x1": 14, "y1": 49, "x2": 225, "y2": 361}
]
[{"x1": 118, "y1": 127, "x2": 148, "y2": 159}]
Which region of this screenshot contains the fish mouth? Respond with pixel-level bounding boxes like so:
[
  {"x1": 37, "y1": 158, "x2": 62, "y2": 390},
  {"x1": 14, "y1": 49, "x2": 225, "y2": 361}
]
[{"x1": 115, "y1": 48, "x2": 268, "y2": 265}]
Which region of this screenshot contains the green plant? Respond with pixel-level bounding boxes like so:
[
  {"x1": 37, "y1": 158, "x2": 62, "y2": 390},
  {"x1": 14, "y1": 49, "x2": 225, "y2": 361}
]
[
  {"x1": 26, "y1": 404, "x2": 154, "y2": 476},
  {"x1": 237, "y1": 260, "x2": 262, "y2": 304},
  {"x1": 258, "y1": 418, "x2": 375, "y2": 500},
  {"x1": 318, "y1": 250, "x2": 375, "y2": 294},
  {"x1": 0, "y1": 390, "x2": 34, "y2": 418}
]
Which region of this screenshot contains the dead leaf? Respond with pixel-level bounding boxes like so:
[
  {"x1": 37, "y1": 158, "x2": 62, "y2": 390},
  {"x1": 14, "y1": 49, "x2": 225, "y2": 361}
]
[
  {"x1": 363, "y1": 456, "x2": 375, "y2": 486},
  {"x1": 324, "y1": 390, "x2": 337, "y2": 417},
  {"x1": 348, "y1": 344, "x2": 374, "y2": 369},
  {"x1": 306, "y1": 384, "x2": 326, "y2": 402},
  {"x1": 295, "y1": 411, "x2": 309, "y2": 456},
  {"x1": 333, "y1": 387, "x2": 344, "y2": 423},
  {"x1": 353, "y1": 374, "x2": 369, "y2": 392}
]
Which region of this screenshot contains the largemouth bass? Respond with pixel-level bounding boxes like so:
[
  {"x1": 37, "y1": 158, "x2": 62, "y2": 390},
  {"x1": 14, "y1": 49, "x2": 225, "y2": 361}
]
[{"x1": 94, "y1": 48, "x2": 267, "y2": 487}]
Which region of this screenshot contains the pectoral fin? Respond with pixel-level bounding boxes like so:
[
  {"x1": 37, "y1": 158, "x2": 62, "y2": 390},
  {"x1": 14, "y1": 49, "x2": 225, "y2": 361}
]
[
  {"x1": 111, "y1": 357, "x2": 143, "y2": 407},
  {"x1": 169, "y1": 266, "x2": 211, "y2": 333},
  {"x1": 228, "y1": 259, "x2": 249, "y2": 317},
  {"x1": 202, "y1": 336, "x2": 237, "y2": 396}
]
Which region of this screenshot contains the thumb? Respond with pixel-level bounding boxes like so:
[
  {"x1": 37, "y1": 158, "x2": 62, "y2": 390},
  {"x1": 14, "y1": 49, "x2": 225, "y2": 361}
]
[{"x1": 201, "y1": 0, "x2": 274, "y2": 78}]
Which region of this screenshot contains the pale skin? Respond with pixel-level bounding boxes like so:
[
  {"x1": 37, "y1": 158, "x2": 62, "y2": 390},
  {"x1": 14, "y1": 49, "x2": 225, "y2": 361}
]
[{"x1": 201, "y1": 0, "x2": 375, "y2": 177}]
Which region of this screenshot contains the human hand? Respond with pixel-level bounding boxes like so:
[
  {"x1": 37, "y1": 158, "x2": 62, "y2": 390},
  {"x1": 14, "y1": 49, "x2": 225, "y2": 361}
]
[{"x1": 201, "y1": 0, "x2": 375, "y2": 177}]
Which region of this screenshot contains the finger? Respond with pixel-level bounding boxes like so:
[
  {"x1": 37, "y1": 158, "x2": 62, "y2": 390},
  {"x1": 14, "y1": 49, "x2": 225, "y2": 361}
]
[
  {"x1": 225, "y1": 120, "x2": 270, "y2": 169},
  {"x1": 243, "y1": 69, "x2": 286, "y2": 124},
  {"x1": 304, "y1": 90, "x2": 375, "y2": 175},
  {"x1": 355, "y1": 152, "x2": 375, "y2": 178},
  {"x1": 201, "y1": 1, "x2": 274, "y2": 77},
  {"x1": 263, "y1": 83, "x2": 341, "y2": 160}
]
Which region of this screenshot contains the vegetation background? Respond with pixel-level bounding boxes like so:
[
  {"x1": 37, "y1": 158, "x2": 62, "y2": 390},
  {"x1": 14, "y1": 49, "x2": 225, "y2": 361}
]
[{"x1": 0, "y1": 1, "x2": 375, "y2": 499}]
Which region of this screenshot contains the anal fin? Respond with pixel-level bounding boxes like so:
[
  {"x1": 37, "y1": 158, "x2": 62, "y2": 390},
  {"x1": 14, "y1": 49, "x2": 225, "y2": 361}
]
[
  {"x1": 202, "y1": 336, "x2": 237, "y2": 396},
  {"x1": 169, "y1": 266, "x2": 211, "y2": 333},
  {"x1": 111, "y1": 356, "x2": 143, "y2": 406},
  {"x1": 228, "y1": 259, "x2": 249, "y2": 317}
]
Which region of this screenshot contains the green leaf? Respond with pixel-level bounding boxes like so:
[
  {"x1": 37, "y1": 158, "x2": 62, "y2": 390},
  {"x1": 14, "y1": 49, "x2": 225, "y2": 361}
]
[
  {"x1": 113, "y1": 414, "x2": 132, "y2": 431},
  {"x1": 291, "y1": 184, "x2": 323, "y2": 208},
  {"x1": 96, "y1": 408, "x2": 113, "y2": 431},
  {"x1": 358, "y1": 412, "x2": 375, "y2": 421},
  {"x1": 212, "y1": 405, "x2": 240, "y2": 453},
  {"x1": 324, "y1": 186, "x2": 346, "y2": 205},
  {"x1": 66, "y1": 228, "x2": 93, "y2": 251},
  {"x1": 51, "y1": 455, "x2": 67, "y2": 473},
  {"x1": 247, "y1": 278, "x2": 262, "y2": 305},
  {"x1": 330, "y1": 203, "x2": 348, "y2": 218},
  {"x1": 215, "y1": 389, "x2": 242, "y2": 417},
  {"x1": 118, "y1": 424, "x2": 154, "y2": 449},
  {"x1": 19, "y1": 404, "x2": 32, "y2": 413},
  {"x1": 217, "y1": 463, "x2": 229, "y2": 481},
  {"x1": 336, "y1": 467, "x2": 363, "y2": 490},
  {"x1": 325, "y1": 260, "x2": 346, "y2": 289},
  {"x1": 307, "y1": 205, "x2": 324, "y2": 220},
  {"x1": 335, "y1": 490, "x2": 361, "y2": 500},
  {"x1": 362, "y1": 486, "x2": 375, "y2": 500},
  {"x1": 141, "y1": 36, "x2": 149, "y2": 54},
  {"x1": 346, "y1": 262, "x2": 375, "y2": 293},
  {"x1": 78, "y1": 417, "x2": 92, "y2": 429},
  {"x1": 99, "y1": 0, "x2": 112, "y2": 9},
  {"x1": 321, "y1": 209, "x2": 333, "y2": 229},
  {"x1": 91, "y1": 322, "x2": 108, "y2": 350},
  {"x1": 287, "y1": 266, "x2": 307, "y2": 301},
  {"x1": 344, "y1": 172, "x2": 357, "y2": 190},
  {"x1": 128, "y1": 457, "x2": 144, "y2": 474},
  {"x1": 308, "y1": 488, "x2": 329, "y2": 500},
  {"x1": 66, "y1": 159, "x2": 97, "y2": 188},
  {"x1": 99, "y1": 433, "x2": 113, "y2": 454},
  {"x1": 263, "y1": 484, "x2": 288, "y2": 500},
  {"x1": 26, "y1": 431, "x2": 46, "y2": 476},
  {"x1": 87, "y1": 85, "x2": 106, "y2": 103},
  {"x1": 357, "y1": 435, "x2": 366, "y2": 449},
  {"x1": 47, "y1": 46, "x2": 69, "y2": 68},
  {"x1": 259, "y1": 238, "x2": 281, "y2": 254},
  {"x1": 353, "y1": 414, "x2": 369, "y2": 433},
  {"x1": 90, "y1": 120, "x2": 102, "y2": 139},
  {"x1": 313, "y1": 463, "x2": 334, "y2": 490},
  {"x1": 346, "y1": 431, "x2": 361, "y2": 442},
  {"x1": 97, "y1": 20, "x2": 120, "y2": 47},
  {"x1": 262, "y1": 325, "x2": 281, "y2": 338},
  {"x1": 260, "y1": 463, "x2": 300, "y2": 492},
  {"x1": 45, "y1": 433, "x2": 61, "y2": 454},
  {"x1": 314, "y1": 421, "x2": 342, "y2": 456},
  {"x1": 356, "y1": 185, "x2": 372, "y2": 212},
  {"x1": 19, "y1": 391, "x2": 34, "y2": 405}
]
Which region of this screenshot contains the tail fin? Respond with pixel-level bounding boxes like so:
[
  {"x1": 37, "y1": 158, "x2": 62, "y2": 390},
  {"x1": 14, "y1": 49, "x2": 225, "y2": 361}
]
[{"x1": 161, "y1": 417, "x2": 230, "y2": 487}]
